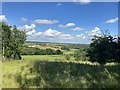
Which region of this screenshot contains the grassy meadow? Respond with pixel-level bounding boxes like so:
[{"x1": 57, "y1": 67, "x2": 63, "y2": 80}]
[
  {"x1": 2, "y1": 59, "x2": 120, "y2": 88},
  {"x1": 2, "y1": 42, "x2": 120, "y2": 88}
]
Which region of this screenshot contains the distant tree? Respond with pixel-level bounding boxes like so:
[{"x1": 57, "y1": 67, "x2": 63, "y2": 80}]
[
  {"x1": 74, "y1": 48, "x2": 87, "y2": 61},
  {"x1": 74, "y1": 50, "x2": 81, "y2": 61},
  {"x1": 61, "y1": 46, "x2": 70, "y2": 51},
  {"x1": 46, "y1": 48, "x2": 54, "y2": 55},
  {"x1": 86, "y1": 30, "x2": 120, "y2": 64},
  {"x1": 55, "y1": 50, "x2": 63, "y2": 55}
]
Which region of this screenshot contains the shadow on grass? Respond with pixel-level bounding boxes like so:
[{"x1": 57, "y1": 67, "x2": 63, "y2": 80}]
[{"x1": 16, "y1": 60, "x2": 120, "y2": 88}]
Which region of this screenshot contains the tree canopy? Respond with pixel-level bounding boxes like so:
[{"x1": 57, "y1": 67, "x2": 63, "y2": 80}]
[
  {"x1": 0, "y1": 22, "x2": 26, "y2": 60},
  {"x1": 86, "y1": 30, "x2": 120, "y2": 64}
]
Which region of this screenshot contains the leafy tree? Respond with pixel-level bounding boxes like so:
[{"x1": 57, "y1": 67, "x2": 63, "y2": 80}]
[
  {"x1": 1, "y1": 22, "x2": 12, "y2": 59},
  {"x1": 55, "y1": 50, "x2": 63, "y2": 55},
  {"x1": 86, "y1": 30, "x2": 120, "y2": 64},
  {"x1": 110, "y1": 36, "x2": 120, "y2": 62},
  {"x1": 74, "y1": 48, "x2": 88, "y2": 61},
  {"x1": 61, "y1": 46, "x2": 70, "y2": 51},
  {"x1": 46, "y1": 48, "x2": 54, "y2": 55},
  {"x1": 1, "y1": 22, "x2": 26, "y2": 60}
]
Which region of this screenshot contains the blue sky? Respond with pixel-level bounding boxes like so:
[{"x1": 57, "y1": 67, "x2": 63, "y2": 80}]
[{"x1": 1, "y1": 2, "x2": 118, "y2": 44}]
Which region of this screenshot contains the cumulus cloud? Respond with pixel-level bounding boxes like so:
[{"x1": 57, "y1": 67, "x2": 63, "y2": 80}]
[
  {"x1": 72, "y1": 27, "x2": 86, "y2": 31},
  {"x1": 74, "y1": 0, "x2": 91, "y2": 4},
  {"x1": 59, "y1": 23, "x2": 75, "y2": 28},
  {"x1": 33, "y1": 19, "x2": 59, "y2": 25},
  {"x1": 0, "y1": 15, "x2": 7, "y2": 22},
  {"x1": 86, "y1": 27, "x2": 101, "y2": 37},
  {"x1": 26, "y1": 29, "x2": 36, "y2": 36},
  {"x1": 106, "y1": 18, "x2": 118, "y2": 23},
  {"x1": 18, "y1": 24, "x2": 36, "y2": 31},
  {"x1": 35, "y1": 28, "x2": 73, "y2": 40},
  {"x1": 20, "y1": 17, "x2": 28, "y2": 22},
  {"x1": 43, "y1": 28, "x2": 62, "y2": 37},
  {"x1": 25, "y1": 28, "x2": 77, "y2": 43},
  {"x1": 19, "y1": 24, "x2": 103, "y2": 44}
]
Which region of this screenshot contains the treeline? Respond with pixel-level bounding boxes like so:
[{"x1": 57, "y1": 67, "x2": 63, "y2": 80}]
[
  {"x1": 68, "y1": 44, "x2": 89, "y2": 50},
  {"x1": 21, "y1": 47, "x2": 63, "y2": 55}
]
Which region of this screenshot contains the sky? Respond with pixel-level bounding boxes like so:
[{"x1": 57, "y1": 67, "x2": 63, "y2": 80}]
[{"x1": 0, "y1": 2, "x2": 119, "y2": 44}]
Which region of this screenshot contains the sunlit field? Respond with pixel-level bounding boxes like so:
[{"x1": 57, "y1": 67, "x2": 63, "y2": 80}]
[
  {"x1": 22, "y1": 55, "x2": 75, "y2": 61},
  {"x1": 2, "y1": 57, "x2": 120, "y2": 88}
]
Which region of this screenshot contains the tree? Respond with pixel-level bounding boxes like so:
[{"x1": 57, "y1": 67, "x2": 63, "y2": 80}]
[
  {"x1": 86, "y1": 30, "x2": 120, "y2": 64},
  {"x1": 46, "y1": 48, "x2": 54, "y2": 55},
  {"x1": 74, "y1": 48, "x2": 88, "y2": 61},
  {"x1": 61, "y1": 46, "x2": 70, "y2": 51},
  {"x1": 1, "y1": 22, "x2": 26, "y2": 60},
  {"x1": 111, "y1": 36, "x2": 120, "y2": 62},
  {"x1": 55, "y1": 50, "x2": 63, "y2": 55}
]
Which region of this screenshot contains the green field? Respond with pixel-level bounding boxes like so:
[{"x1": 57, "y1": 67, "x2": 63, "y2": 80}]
[
  {"x1": 22, "y1": 55, "x2": 75, "y2": 61},
  {"x1": 2, "y1": 56, "x2": 120, "y2": 88}
]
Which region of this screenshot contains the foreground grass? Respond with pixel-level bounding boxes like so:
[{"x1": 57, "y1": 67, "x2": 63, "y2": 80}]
[{"x1": 2, "y1": 59, "x2": 120, "y2": 88}]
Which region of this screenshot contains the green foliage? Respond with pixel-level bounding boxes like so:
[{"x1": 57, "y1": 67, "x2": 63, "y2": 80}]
[
  {"x1": 86, "y1": 30, "x2": 120, "y2": 64},
  {"x1": 55, "y1": 50, "x2": 63, "y2": 55},
  {"x1": 65, "y1": 54, "x2": 70, "y2": 60},
  {"x1": 61, "y1": 46, "x2": 70, "y2": 51},
  {"x1": 74, "y1": 48, "x2": 88, "y2": 61},
  {"x1": 21, "y1": 47, "x2": 63, "y2": 55},
  {"x1": 1, "y1": 22, "x2": 26, "y2": 60}
]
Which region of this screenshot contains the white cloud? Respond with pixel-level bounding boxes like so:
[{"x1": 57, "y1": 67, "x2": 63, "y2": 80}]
[
  {"x1": 26, "y1": 28, "x2": 76, "y2": 43},
  {"x1": 0, "y1": 15, "x2": 7, "y2": 22},
  {"x1": 56, "y1": 3, "x2": 63, "y2": 6},
  {"x1": 86, "y1": 27, "x2": 101, "y2": 37},
  {"x1": 33, "y1": 19, "x2": 59, "y2": 25},
  {"x1": 20, "y1": 17, "x2": 28, "y2": 22},
  {"x1": 106, "y1": 18, "x2": 118, "y2": 23},
  {"x1": 18, "y1": 24, "x2": 36, "y2": 31},
  {"x1": 74, "y1": 0, "x2": 91, "y2": 4},
  {"x1": 19, "y1": 24, "x2": 104, "y2": 44},
  {"x1": 26, "y1": 29, "x2": 36, "y2": 36},
  {"x1": 59, "y1": 23, "x2": 75, "y2": 28},
  {"x1": 43, "y1": 28, "x2": 62, "y2": 37},
  {"x1": 72, "y1": 27, "x2": 86, "y2": 31},
  {"x1": 36, "y1": 28, "x2": 73, "y2": 40},
  {"x1": 17, "y1": 24, "x2": 103, "y2": 44}
]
